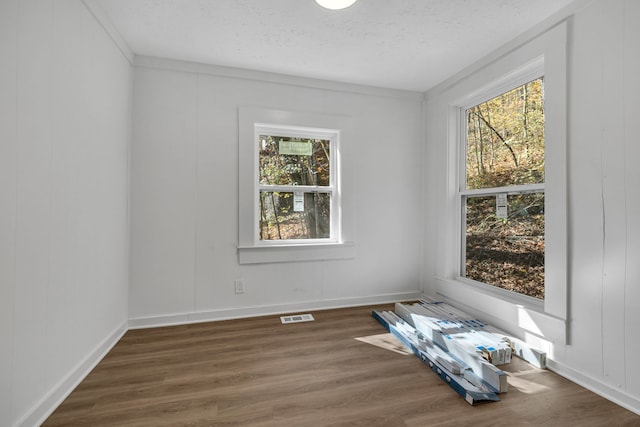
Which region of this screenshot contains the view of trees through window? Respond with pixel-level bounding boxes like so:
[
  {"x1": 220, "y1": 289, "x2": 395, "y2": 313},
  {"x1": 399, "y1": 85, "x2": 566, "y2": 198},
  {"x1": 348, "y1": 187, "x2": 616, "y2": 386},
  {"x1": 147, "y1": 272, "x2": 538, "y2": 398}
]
[
  {"x1": 464, "y1": 78, "x2": 545, "y2": 299},
  {"x1": 258, "y1": 134, "x2": 332, "y2": 240}
]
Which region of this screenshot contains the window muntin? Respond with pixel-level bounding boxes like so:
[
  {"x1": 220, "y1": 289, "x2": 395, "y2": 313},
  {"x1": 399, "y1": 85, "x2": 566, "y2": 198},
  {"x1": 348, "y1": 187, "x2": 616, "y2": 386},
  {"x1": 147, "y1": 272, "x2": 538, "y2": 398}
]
[
  {"x1": 255, "y1": 125, "x2": 338, "y2": 244},
  {"x1": 461, "y1": 78, "x2": 545, "y2": 299}
]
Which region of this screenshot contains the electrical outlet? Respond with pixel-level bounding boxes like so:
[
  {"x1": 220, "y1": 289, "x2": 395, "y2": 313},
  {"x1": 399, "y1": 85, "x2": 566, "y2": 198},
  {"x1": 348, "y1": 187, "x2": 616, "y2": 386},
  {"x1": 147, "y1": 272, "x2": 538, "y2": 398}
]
[{"x1": 234, "y1": 279, "x2": 245, "y2": 294}]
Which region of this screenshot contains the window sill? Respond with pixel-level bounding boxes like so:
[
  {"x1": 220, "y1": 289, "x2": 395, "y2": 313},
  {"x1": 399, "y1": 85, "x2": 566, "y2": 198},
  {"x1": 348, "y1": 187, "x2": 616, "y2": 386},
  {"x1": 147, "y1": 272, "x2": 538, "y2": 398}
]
[
  {"x1": 458, "y1": 276, "x2": 545, "y2": 312},
  {"x1": 238, "y1": 241, "x2": 356, "y2": 264},
  {"x1": 434, "y1": 276, "x2": 566, "y2": 345}
]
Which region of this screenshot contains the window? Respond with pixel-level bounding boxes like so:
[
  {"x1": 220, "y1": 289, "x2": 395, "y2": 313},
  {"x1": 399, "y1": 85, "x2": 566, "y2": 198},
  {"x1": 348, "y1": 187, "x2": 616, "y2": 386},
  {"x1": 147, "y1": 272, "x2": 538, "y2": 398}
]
[
  {"x1": 238, "y1": 107, "x2": 355, "y2": 264},
  {"x1": 256, "y1": 125, "x2": 338, "y2": 243},
  {"x1": 432, "y1": 23, "x2": 567, "y2": 344},
  {"x1": 461, "y1": 78, "x2": 545, "y2": 300}
]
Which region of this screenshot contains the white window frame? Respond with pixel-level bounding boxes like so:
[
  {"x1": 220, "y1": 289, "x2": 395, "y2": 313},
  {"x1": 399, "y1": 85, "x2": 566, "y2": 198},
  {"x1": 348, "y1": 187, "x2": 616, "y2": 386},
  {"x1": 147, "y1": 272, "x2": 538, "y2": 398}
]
[
  {"x1": 254, "y1": 123, "x2": 340, "y2": 245},
  {"x1": 458, "y1": 67, "x2": 545, "y2": 301},
  {"x1": 238, "y1": 107, "x2": 355, "y2": 264},
  {"x1": 434, "y1": 22, "x2": 568, "y2": 346}
]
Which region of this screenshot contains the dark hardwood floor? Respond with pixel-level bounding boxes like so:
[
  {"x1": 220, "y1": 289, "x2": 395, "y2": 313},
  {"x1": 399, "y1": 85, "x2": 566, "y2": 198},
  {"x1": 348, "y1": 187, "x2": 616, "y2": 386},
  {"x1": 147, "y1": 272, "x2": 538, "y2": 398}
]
[{"x1": 44, "y1": 304, "x2": 640, "y2": 426}]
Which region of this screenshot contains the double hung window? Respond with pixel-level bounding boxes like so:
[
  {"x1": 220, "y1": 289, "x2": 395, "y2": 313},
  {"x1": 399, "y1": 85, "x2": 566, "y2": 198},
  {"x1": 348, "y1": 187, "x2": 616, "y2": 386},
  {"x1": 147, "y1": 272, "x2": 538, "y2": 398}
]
[
  {"x1": 437, "y1": 23, "x2": 567, "y2": 342},
  {"x1": 460, "y1": 77, "x2": 545, "y2": 300},
  {"x1": 256, "y1": 125, "x2": 338, "y2": 243},
  {"x1": 238, "y1": 106, "x2": 354, "y2": 264}
]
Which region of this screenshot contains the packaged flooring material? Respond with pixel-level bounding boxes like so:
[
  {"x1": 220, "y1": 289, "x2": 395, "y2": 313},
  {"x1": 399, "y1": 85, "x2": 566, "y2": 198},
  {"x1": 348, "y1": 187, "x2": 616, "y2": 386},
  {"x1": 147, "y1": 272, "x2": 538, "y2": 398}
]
[{"x1": 371, "y1": 298, "x2": 547, "y2": 404}]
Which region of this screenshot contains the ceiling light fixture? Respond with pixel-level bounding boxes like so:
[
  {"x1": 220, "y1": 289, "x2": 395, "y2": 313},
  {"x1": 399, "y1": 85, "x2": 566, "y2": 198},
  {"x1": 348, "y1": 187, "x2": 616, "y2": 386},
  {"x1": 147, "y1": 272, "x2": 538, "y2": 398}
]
[{"x1": 315, "y1": 0, "x2": 358, "y2": 10}]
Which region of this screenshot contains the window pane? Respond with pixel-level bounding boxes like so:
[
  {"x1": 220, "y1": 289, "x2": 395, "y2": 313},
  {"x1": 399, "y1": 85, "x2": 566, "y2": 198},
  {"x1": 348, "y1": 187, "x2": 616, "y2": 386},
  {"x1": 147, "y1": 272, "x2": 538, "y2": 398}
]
[
  {"x1": 259, "y1": 191, "x2": 330, "y2": 240},
  {"x1": 259, "y1": 135, "x2": 331, "y2": 186},
  {"x1": 464, "y1": 192, "x2": 544, "y2": 299},
  {"x1": 465, "y1": 78, "x2": 544, "y2": 190}
]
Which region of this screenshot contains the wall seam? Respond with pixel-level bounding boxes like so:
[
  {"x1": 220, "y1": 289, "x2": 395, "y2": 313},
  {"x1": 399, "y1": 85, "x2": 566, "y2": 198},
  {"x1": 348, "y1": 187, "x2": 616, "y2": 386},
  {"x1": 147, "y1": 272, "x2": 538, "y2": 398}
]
[
  {"x1": 193, "y1": 73, "x2": 200, "y2": 313},
  {"x1": 9, "y1": 0, "x2": 21, "y2": 423},
  {"x1": 621, "y1": 0, "x2": 628, "y2": 391}
]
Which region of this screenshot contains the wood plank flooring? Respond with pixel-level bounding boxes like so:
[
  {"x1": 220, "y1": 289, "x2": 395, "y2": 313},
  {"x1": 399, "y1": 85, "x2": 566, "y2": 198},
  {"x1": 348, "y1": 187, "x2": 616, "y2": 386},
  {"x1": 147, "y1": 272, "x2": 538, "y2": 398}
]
[{"x1": 44, "y1": 304, "x2": 640, "y2": 426}]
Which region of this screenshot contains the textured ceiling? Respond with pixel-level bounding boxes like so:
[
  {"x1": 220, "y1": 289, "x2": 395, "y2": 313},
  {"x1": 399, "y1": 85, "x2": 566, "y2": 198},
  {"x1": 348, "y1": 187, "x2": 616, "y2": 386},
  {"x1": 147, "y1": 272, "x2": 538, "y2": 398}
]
[{"x1": 93, "y1": 0, "x2": 575, "y2": 92}]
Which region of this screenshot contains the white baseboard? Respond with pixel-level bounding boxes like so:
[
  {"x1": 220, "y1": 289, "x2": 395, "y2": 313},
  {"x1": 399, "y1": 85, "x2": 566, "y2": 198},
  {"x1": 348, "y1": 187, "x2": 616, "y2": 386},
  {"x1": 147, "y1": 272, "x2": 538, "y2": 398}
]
[
  {"x1": 13, "y1": 294, "x2": 640, "y2": 425},
  {"x1": 546, "y1": 358, "x2": 640, "y2": 416},
  {"x1": 128, "y1": 291, "x2": 423, "y2": 329},
  {"x1": 13, "y1": 293, "x2": 418, "y2": 426},
  {"x1": 15, "y1": 321, "x2": 128, "y2": 427}
]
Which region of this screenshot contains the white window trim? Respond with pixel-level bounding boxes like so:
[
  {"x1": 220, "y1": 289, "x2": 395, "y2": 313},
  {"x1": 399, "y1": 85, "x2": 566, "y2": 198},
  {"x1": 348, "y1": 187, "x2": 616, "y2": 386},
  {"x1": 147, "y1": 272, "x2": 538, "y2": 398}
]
[
  {"x1": 435, "y1": 22, "x2": 568, "y2": 345},
  {"x1": 238, "y1": 106, "x2": 356, "y2": 264}
]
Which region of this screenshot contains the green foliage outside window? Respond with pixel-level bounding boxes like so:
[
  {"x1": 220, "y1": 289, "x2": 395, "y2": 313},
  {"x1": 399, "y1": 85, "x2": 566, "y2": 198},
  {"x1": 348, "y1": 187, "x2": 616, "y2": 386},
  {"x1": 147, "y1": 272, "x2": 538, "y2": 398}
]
[
  {"x1": 464, "y1": 78, "x2": 545, "y2": 299},
  {"x1": 258, "y1": 135, "x2": 331, "y2": 240},
  {"x1": 466, "y1": 78, "x2": 544, "y2": 189}
]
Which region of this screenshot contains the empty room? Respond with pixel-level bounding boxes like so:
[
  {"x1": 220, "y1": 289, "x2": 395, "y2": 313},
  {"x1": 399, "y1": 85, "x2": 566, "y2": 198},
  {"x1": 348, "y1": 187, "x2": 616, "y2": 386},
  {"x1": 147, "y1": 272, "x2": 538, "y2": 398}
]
[{"x1": 2, "y1": 0, "x2": 640, "y2": 425}]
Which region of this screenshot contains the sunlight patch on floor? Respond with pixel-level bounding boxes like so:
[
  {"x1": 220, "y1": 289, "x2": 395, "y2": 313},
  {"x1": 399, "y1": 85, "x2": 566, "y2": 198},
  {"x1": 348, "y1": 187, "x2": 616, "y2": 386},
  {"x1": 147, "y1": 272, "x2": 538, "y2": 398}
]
[
  {"x1": 355, "y1": 333, "x2": 413, "y2": 355},
  {"x1": 506, "y1": 370, "x2": 552, "y2": 394}
]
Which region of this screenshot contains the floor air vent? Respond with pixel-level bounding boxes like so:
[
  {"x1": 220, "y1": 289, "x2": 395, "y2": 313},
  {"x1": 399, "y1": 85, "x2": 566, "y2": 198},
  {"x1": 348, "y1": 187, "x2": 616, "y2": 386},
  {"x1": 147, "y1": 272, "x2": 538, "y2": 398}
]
[{"x1": 280, "y1": 314, "x2": 315, "y2": 324}]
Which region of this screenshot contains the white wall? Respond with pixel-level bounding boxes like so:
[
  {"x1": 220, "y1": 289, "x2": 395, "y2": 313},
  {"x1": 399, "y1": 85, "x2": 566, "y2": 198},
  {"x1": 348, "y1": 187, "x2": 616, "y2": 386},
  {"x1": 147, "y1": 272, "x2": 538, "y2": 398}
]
[
  {"x1": 129, "y1": 59, "x2": 424, "y2": 326},
  {"x1": 0, "y1": 1, "x2": 132, "y2": 426},
  {"x1": 423, "y1": 0, "x2": 640, "y2": 414},
  {"x1": 9, "y1": 0, "x2": 638, "y2": 422},
  {"x1": 561, "y1": 0, "x2": 640, "y2": 408}
]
